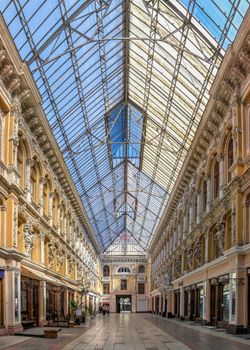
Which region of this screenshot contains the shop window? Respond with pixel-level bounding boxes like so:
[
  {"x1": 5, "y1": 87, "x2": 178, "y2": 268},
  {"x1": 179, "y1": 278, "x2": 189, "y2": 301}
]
[
  {"x1": 138, "y1": 265, "x2": 145, "y2": 273},
  {"x1": 103, "y1": 283, "x2": 110, "y2": 295},
  {"x1": 138, "y1": 283, "x2": 145, "y2": 294},
  {"x1": 213, "y1": 161, "x2": 219, "y2": 199},
  {"x1": 230, "y1": 272, "x2": 236, "y2": 322},
  {"x1": 221, "y1": 283, "x2": 230, "y2": 321},
  {"x1": 103, "y1": 265, "x2": 110, "y2": 277},
  {"x1": 121, "y1": 279, "x2": 127, "y2": 290},
  {"x1": 197, "y1": 287, "x2": 204, "y2": 318}
]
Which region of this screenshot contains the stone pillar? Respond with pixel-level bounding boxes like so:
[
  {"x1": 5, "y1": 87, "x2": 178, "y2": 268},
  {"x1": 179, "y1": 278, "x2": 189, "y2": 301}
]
[
  {"x1": 5, "y1": 266, "x2": 22, "y2": 334},
  {"x1": 180, "y1": 286, "x2": 185, "y2": 318},
  {"x1": 204, "y1": 280, "x2": 210, "y2": 323},
  {"x1": 38, "y1": 280, "x2": 46, "y2": 326}
]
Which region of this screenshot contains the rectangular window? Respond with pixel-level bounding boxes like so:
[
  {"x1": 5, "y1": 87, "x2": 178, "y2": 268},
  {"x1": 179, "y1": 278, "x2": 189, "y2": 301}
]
[
  {"x1": 138, "y1": 283, "x2": 145, "y2": 294},
  {"x1": 121, "y1": 279, "x2": 127, "y2": 290},
  {"x1": 103, "y1": 283, "x2": 110, "y2": 295}
]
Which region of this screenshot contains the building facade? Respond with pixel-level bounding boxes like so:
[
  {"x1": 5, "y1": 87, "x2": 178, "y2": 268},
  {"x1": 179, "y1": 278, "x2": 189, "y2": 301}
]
[
  {"x1": 149, "y1": 14, "x2": 250, "y2": 334},
  {"x1": 100, "y1": 257, "x2": 151, "y2": 313},
  {"x1": 0, "y1": 17, "x2": 101, "y2": 334}
]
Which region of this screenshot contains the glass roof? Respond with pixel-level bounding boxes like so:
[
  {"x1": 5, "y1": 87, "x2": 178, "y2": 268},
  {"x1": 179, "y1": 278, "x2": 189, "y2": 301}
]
[{"x1": 1, "y1": 0, "x2": 249, "y2": 255}]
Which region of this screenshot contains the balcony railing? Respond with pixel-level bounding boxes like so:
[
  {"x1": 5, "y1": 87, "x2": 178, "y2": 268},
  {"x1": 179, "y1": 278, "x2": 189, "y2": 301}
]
[{"x1": 102, "y1": 276, "x2": 110, "y2": 282}]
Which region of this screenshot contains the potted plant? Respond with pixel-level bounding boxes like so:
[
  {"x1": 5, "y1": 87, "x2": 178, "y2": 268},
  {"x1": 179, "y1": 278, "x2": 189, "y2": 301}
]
[{"x1": 68, "y1": 300, "x2": 77, "y2": 327}]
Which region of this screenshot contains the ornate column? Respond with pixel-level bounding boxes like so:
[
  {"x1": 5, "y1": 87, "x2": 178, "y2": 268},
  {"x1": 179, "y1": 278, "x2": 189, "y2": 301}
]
[
  {"x1": 177, "y1": 223, "x2": 181, "y2": 244},
  {"x1": 206, "y1": 176, "x2": 211, "y2": 211},
  {"x1": 13, "y1": 205, "x2": 18, "y2": 248},
  {"x1": 189, "y1": 205, "x2": 193, "y2": 233},
  {"x1": 38, "y1": 177, "x2": 45, "y2": 215},
  {"x1": 205, "y1": 231, "x2": 209, "y2": 263},
  {"x1": 219, "y1": 154, "x2": 225, "y2": 199}
]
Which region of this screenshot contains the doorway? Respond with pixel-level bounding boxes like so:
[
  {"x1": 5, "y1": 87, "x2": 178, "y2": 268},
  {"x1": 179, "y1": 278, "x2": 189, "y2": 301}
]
[{"x1": 116, "y1": 295, "x2": 132, "y2": 313}]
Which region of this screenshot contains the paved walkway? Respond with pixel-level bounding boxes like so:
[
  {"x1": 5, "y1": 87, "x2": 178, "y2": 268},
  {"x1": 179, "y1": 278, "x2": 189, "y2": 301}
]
[
  {"x1": 63, "y1": 314, "x2": 191, "y2": 350},
  {"x1": 1, "y1": 314, "x2": 250, "y2": 349}
]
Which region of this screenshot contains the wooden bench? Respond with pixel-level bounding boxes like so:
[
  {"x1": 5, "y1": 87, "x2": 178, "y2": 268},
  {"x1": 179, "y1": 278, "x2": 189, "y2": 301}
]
[
  {"x1": 21, "y1": 320, "x2": 35, "y2": 329},
  {"x1": 43, "y1": 328, "x2": 61, "y2": 339}
]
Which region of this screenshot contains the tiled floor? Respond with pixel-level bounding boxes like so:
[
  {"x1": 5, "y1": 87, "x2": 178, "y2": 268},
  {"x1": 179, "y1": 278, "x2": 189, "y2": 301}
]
[
  {"x1": 63, "y1": 314, "x2": 191, "y2": 350},
  {"x1": 1, "y1": 314, "x2": 250, "y2": 350}
]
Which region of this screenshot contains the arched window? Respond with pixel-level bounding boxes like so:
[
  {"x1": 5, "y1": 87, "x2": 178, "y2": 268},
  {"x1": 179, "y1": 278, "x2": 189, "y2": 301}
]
[
  {"x1": 193, "y1": 194, "x2": 198, "y2": 223},
  {"x1": 118, "y1": 267, "x2": 131, "y2": 273},
  {"x1": 227, "y1": 138, "x2": 234, "y2": 183},
  {"x1": 138, "y1": 265, "x2": 145, "y2": 273},
  {"x1": 30, "y1": 165, "x2": 37, "y2": 203},
  {"x1": 213, "y1": 161, "x2": 219, "y2": 199},
  {"x1": 103, "y1": 265, "x2": 110, "y2": 277},
  {"x1": 202, "y1": 180, "x2": 207, "y2": 212},
  {"x1": 43, "y1": 181, "x2": 49, "y2": 216}
]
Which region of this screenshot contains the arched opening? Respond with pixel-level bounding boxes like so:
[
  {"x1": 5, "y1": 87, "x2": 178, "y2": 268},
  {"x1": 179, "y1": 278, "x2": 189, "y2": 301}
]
[
  {"x1": 227, "y1": 137, "x2": 234, "y2": 183},
  {"x1": 118, "y1": 267, "x2": 131, "y2": 273},
  {"x1": 103, "y1": 265, "x2": 110, "y2": 277},
  {"x1": 202, "y1": 179, "x2": 207, "y2": 213},
  {"x1": 43, "y1": 179, "x2": 49, "y2": 216},
  {"x1": 30, "y1": 162, "x2": 39, "y2": 204},
  {"x1": 138, "y1": 265, "x2": 145, "y2": 273},
  {"x1": 213, "y1": 160, "x2": 220, "y2": 200}
]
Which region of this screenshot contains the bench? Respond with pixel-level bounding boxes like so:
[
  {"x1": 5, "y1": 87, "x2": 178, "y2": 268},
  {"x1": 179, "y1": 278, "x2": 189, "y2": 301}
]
[
  {"x1": 43, "y1": 328, "x2": 61, "y2": 339},
  {"x1": 21, "y1": 320, "x2": 35, "y2": 329}
]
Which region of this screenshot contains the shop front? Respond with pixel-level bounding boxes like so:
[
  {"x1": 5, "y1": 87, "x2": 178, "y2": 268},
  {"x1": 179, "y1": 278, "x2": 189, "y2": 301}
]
[
  {"x1": 183, "y1": 283, "x2": 204, "y2": 322},
  {"x1": 210, "y1": 275, "x2": 230, "y2": 327}
]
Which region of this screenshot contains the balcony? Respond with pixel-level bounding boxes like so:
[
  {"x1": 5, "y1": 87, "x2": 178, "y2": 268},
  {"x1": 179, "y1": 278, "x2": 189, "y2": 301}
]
[{"x1": 138, "y1": 273, "x2": 146, "y2": 282}]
